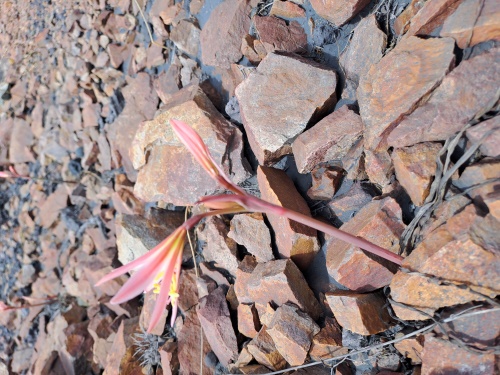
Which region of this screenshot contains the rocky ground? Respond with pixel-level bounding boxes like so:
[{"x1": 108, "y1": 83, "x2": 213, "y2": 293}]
[{"x1": 0, "y1": 0, "x2": 499, "y2": 374}]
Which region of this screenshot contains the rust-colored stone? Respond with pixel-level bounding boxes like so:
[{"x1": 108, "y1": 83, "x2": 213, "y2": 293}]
[
  {"x1": 441, "y1": 0, "x2": 500, "y2": 48},
  {"x1": 170, "y1": 19, "x2": 201, "y2": 57},
  {"x1": 238, "y1": 303, "x2": 262, "y2": 339},
  {"x1": 309, "y1": 317, "x2": 348, "y2": 361},
  {"x1": 257, "y1": 166, "x2": 319, "y2": 270},
  {"x1": 394, "y1": 0, "x2": 426, "y2": 35},
  {"x1": 254, "y1": 16, "x2": 307, "y2": 55},
  {"x1": 267, "y1": 303, "x2": 320, "y2": 366},
  {"x1": 131, "y1": 85, "x2": 249, "y2": 205},
  {"x1": 307, "y1": 164, "x2": 344, "y2": 201},
  {"x1": 454, "y1": 157, "x2": 500, "y2": 203},
  {"x1": 236, "y1": 52, "x2": 337, "y2": 165},
  {"x1": 388, "y1": 48, "x2": 500, "y2": 148},
  {"x1": 247, "y1": 327, "x2": 287, "y2": 370},
  {"x1": 340, "y1": 15, "x2": 387, "y2": 85},
  {"x1": 270, "y1": 0, "x2": 306, "y2": 18},
  {"x1": 358, "y1": 36, "x2": 455, "y2": 150},
  {"x1": 466, "y1": 116, "x2": 500, "y2": 157},
  {"x1": 394, "y1": 335, "x2": 424, "y2": 364},
  {"x1": 228, "y1": 213, "x2": 274, "y2": 263},
  {"x1": 310, "y1": 0, "x2": 371, "y2": 26},
  {"x1": 292, "y1": 105, "x2": 363, "y2": 174},
  {"x1": 327, "y1": 181, "x2": 374, "y2": 224},
  {"x1": 325, "y1": 291, "x2": 394, "y2": 335},
  {"x1": 392, "y1": 142, "x2": 442, "y2": 206},
  {"x1": 326, "y1": 197, "x2": 405, "y2": 292}
]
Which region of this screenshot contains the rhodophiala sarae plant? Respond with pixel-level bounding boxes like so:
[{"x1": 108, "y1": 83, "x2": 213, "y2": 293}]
[{"x1": 96, "y1": 119, "x2": 403, "y2": 332}]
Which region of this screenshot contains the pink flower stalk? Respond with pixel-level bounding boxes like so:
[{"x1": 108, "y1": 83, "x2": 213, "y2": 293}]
[
  {"x1": 172, "y1": 119, "x2": 404, "y2": 265},
  {"x1": 96, "y1": 208, "x2": 244, "y2": 332},
  {"x1": 0, "y1": 166, "x2": 28, "y2": 179}
]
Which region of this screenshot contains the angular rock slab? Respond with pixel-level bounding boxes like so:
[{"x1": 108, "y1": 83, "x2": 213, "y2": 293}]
[
  {"x1": 200, "y1": 0, "x2": 252, "y2": 68},
  {"x1": 388, "y1": 47, "x2": 500, "y2": 147},
  {"x1": 247, "y1": 327, "x2": 287, "y2": 371},
  {"x1": 238, "y1": 303, "x2": 262, "y2": 339},
  {"x1": 326, "y1": 197, "x2": 405, "y2": 292},
  {"x1": 310, "y1": 0, "x2": 371, "y2": 26},
  {"x1": 441, "y1": 0, "x2": 500, "y2": 48},
  {"x1": 236, "y1": 52, "x2": 337, "y2": 165},
  {"x1": 340, "y1": 15, "x2": 387, "y2": 85},
  {"x1": 197, "y1": 287, "x2": 239, "y2": 367},
  {"x1": 309, "y1": 317, "x2": 347, "y2": 361},
  {"x1": 392, "y1": 142, "x2": 442, "y2": 206},
  {"x1": 292, "y1": 105, "x2": 363, "y2": 174},
  {"x1": 421, "y1": 335, "x2": 496, "y2": 375},
  {"x1": 454, "y1": 157, "x2": 500, "y2": 204},
  {"x1": 465, "y1": 116, "x2": 500, "y2": 157},
  {"x1": 307, "y1": 164, "x2": 344, "y2": 201},
  {"x1": 131, "y1": 85, "x2": 249, "y2": 205},
  {"x1": 228, "y1": 213, "x2": 274, "y2": 263},
  {"x1": 325, "y1": 291, "x2": 394, "y2": 335},
  {"x1": 267, "y1": 303, "x2": 320, "y2": 366},
  {"x1": 358, "y1": 36, "x2": 455, "y2": 150},
  {"x1": 257, "y1": 166, "x2": 319, "y2": 270},
  {"x1": 254, "y1": 16, "x2": 307, "y2": 55},
  {"x1": 235, "y1": 259, "x2": 322, "y2": 321}
]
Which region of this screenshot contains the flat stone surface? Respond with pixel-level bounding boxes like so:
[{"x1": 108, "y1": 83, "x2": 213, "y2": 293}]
[
  {"x1": 325, "y1": 290, "x2": 394, "y2": 335},
  {"x1": 254, "y1": 16, "x2": 307, "y2": 55},
  {"x1": 401, "y1": 0, "x2": 465, "y2": 39},
  {"x1": 309, "y1": 317, "x2": 348, "y2": 361},
  {"x1": 421, "y1": 335, "x2": 495, "y2": 375},
  {"x1": 454, "y1": 157, "x2": 500, "y2": 203},
  {"x1": 236, "y1": 52, "x2": 337, "y2": 165},
  {"x1": 238, "y1": 303, "x2": 261, "y2": 339},
  {"x1": 131, "y1": 85, "x2": 249, "y2": 205},
  {"x1": 200, "y1": 0, "x2": 252, "y2": 68},
  {"x1": 307, "y1": 164, "x2": 344, "y2": 201},
  {"x1": 197, "y1": 216, "x2": 239, "y2": 277},
  {"x1": 394, "y1": 0, "x2": 426, "y2": 35},
  {"x1": 328, "y1": 181, "x2": 374, "y2": 223},
  {"x1": 358, "y1": 36, "x2": 455, "y2": 150},
  {"x1": 197, "y1": 287, "x2": 239, "y2": 367},
  {"x1": 228, "y1": 213, "x2": 274, "y2": 263},
  {"x1": 340, "y1": 15, "x2": 387, "y2": 85},
  {"x1": 170, "y1": 19, "x2": 201, "y2": 57},
  {"x1": 466, "y1": 116, "x2": 500, "y2": 157},
  {"x1": 326, "y1": 197, "x2": 405, "y2": 292},
  {"x1": 441, "y1": 0, "x2": 500, "y2": 48},
  {"x1": 392, "y1": 142, "x2": 442, "y2": 206},
  {"x1": 257, "y1": 166, "x2": 319, "y2": 270},
  {"x1": 267, "y1": 303, "x2": 320, "y2": 366},
  {"x1": 394, "y1": 335, "x2": 424, "y2": 364},
  {"x1": 292, "y1": 105, "x2": 363, "y2": 174},
  {"x1": 235, "y1": 259, "x2": 322, "y2": 321},
  {"x1": 270, "y1": 0, "x2": 306, "y2": 18},
  {"x1": 310, "y1": 0, "x2": 371, "y2": 26},
  {"x1": 247, "y1": 327, "x2": 287, "y2": 371},
  {"x1": 9, "y1": 118, "x2": 35, "y2": 163},
  {"x1": 388, "y1": 47, "x2": 500, "y2": 147}
]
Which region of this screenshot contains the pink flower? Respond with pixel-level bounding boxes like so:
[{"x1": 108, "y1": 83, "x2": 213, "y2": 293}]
[
  {"x1": 0, "y1": 166, "x2": 27, "y2": 179},
  {"x1": 96, "y1": 225, "x2": 188, "y2": 332}
]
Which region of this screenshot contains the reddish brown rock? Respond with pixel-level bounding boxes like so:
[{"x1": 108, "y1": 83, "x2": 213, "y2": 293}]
[
  {"x1": 421, "y1": 335, "x2": 495, "y2": 375},
  {"x1": 236, "y1": 52, "x2": 337, "y2": 165},
  {"x1": 484, "y1": 192, "x2": 500, "y2": 220},
  {"x1": 270, "y1": 0, "x2": 306, "y2": 18},
  {"x1": 140, "y1": 290, "x2": 169, "y2": 335},
  {"x1": 441, "y1": 0, "x2": 500, "y2": 48},
  {"x1": 340, "y1": 15, "x2": 387, "y2": 85},
  {"x1": 254, "y1": 16, "x2": 307, "y2": 55},
  {"x1": 170, "y1": 19, "x2": 201, "y2": 57},
  {"x1": 394, "y1": 335, "x2": 424, "y2": 364},
  {"x1": 401, "y1": 0, "x2": 465, "y2": 39},
  {"x1": 236, "y1": 259, "x2": 322, "y2": 320},
  {"x1": 9, "y1": 118, "x2": 35, "y2": 163},
  {"x1": 234, "y1": 255, "x2": 258, "y2": 305},
  {"x1": 310, "y1": 0, "x2": 371, "y2": 26},
  {"x1": 328, "y1": 181, "x2": 374, "y2": 223},
  {"x1": 107, "y1": 73, "x2": 159, "y2": 179},
  {"x1": 197, "y1": 286, "x2": 238, "y2": 366},
  {"x1": 247, "y1": 327, "x2": 287, "y2": 370},
  {"x1": 394, "y1": 0, "x2": 426, "y2": 35},
  {"x1": 131, "y1": 85, "x2": 249, "y2": 205},
  {"x1": 199, "y1": 262, "x2": 230, "y2": 288},
  {"x1": 228, "y1": 213, "x2": 274, "y2": 263},
  {"x1": 177, "y1": 269, "x2": 200, "y2": 312},
  {"x1": 177, "y1": 309, "x2": 213, "y2": 375},
  {"x1": 358, "y1": 36, "x2": 455, "y2": 150},
  {"x1": 200, "y1": 0, "x2": 252, "y2": 68},
  {"x1": 292, "y1": 105, "x2": 363, "y2": 174},
  {"x1": 159, "y1": 341, "x2": 179, "y2": 375},
  {"x1": 257, "y1": 166, "x2": 319, "y2": 270},
  {"x1": 326, "y1": 197, "x2": 405, "y2": 292},
  {"x1": 389, "y1": 271, "x2": 492, "y2": 320},
  {"x1": 197, "y1": 216, "x2": 239, "y2": 277},
  {"x1": 267, "y1": 303, "x2": 320, "y2": 366},
  {"x1": 38, "y1": 185, "x2": 69, "y2": 229},
  {"x1": 309, "y1": 317, "x2": 347, "y2": 361},
  {"x1": 238, "y1": 303, "x2": 262, "y2": 338},
  {"x1": 241, "y1": 34, "x2": 268, "y2": 64},
  {"x1": 454, "y1": 158, "x2": 500, "y2": 203},
  {"x1": 466, "y1": 116, "x2": 500, "y2": 157},
  {"x1": 325, "y1": 291, "x2": 394, "y2": 335},
  {"x1": 388, "y1": 48, "x2": 500, "y2": 148},
  {"x1": 307, "y1": 164, "x2": 344, "y2": 201},
  {"x1": 392, "y1": 142, "x2": 441, "y2": 206}
]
